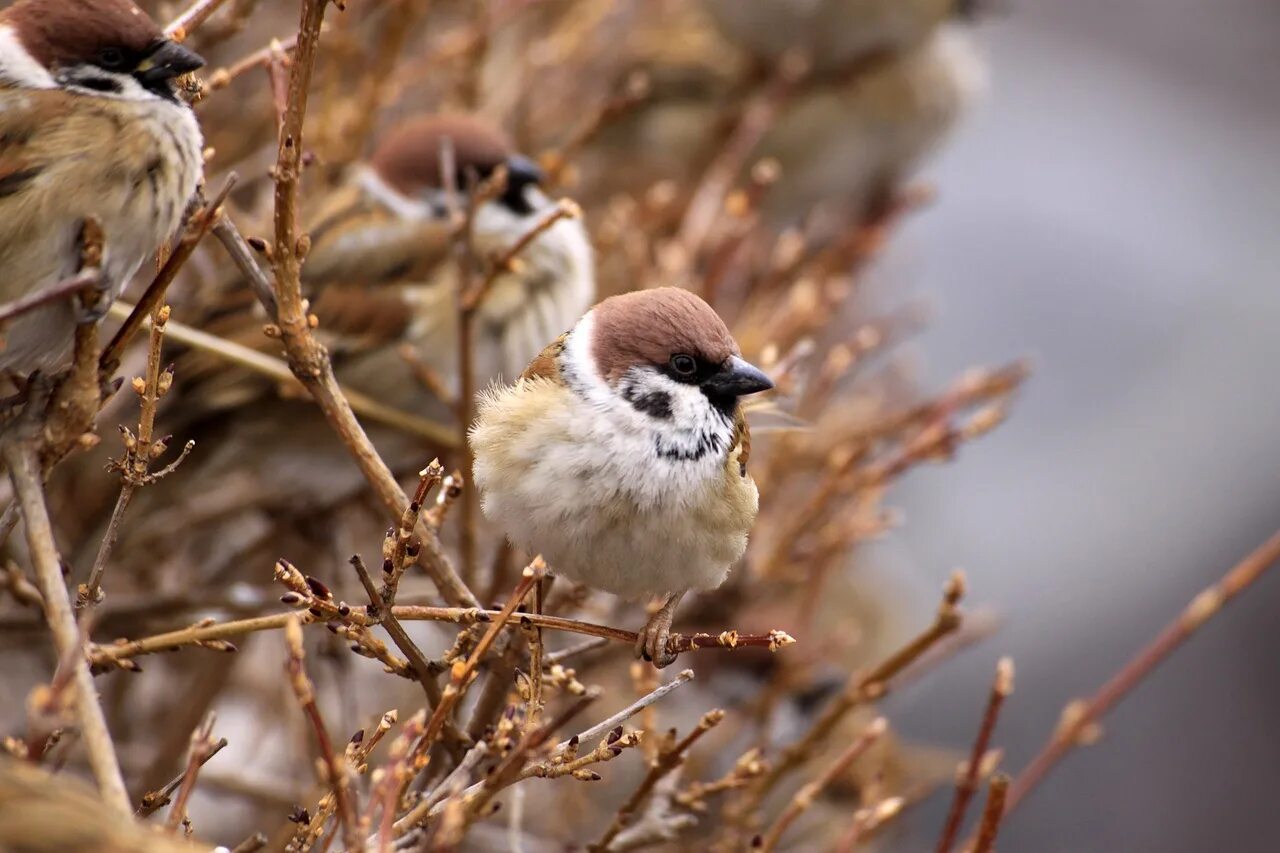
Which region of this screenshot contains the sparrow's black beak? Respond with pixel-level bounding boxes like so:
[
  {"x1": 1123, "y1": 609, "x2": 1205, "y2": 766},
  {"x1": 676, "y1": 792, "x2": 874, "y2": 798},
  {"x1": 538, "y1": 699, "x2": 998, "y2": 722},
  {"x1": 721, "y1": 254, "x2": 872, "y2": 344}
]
[
  {"x1": 505, "y1": 154, "x2": 544, "y2": 189},
  {"x1": 500, "y1": 154, "x2": 544, "y2": 215},
  {"x1": 702, "y1": 356, "x2": 774, "y2": 398},
  {"x1": 136, "y1": 40, "x2": 204, "y2": 92}
]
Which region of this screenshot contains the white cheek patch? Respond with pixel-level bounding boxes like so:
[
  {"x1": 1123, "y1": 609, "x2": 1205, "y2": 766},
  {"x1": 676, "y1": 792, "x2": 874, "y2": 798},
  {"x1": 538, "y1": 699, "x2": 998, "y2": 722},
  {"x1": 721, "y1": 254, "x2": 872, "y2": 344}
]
[{"x1": 0, "y1": 26, "x2": 55, "y2": 89}]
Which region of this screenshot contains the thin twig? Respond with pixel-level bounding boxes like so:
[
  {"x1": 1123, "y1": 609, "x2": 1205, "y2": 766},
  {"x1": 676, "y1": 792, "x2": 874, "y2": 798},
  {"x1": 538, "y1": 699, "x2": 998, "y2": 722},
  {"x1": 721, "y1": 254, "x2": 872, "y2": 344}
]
[
  {"x1": 89, "y1": 605, "x2": 796, "y2": 668},
  {"x1": 241, "y1": 0, "x2": 476, "y2": 610},
  {"x1": 164, "y1": 713, "x2": 220, "y2": 831},
  {"x1": 1004, "y1": 528, "x2": 1280, "y2": 816},
  {"x1": 164, "y1": 0, "x2": 234, "y2": 40},
  {"x1": 99, "y1": 175, "x2": 237, "y2": 374},
  {"x1": 205, "y1": 35, "x2": 300, "y2": 91},
  {"x1": 81, "y1": 299, "x2": 191, "y2": 610},
  {"x1": 3, "y1": 431, "x2": 130, "y2": 816},
  {"x1": 285, "y1": 616, "x2": 363, "y2": 852},
  {"x1": 973, "y1": 774, "x2": 1011, "y2": 853},
  {"x1": 936, "y1": 657, "x2": 1014, "y2": 853},
  {"x1": 833, "y1": 796, "x2": 906, "y2": 852},
  {"x1": 105, "y1": 301, "x2": 457, "y2": 446},
  {"x1": 0, "y1": 269, "x2": 100, "y2": 326},
  {"x1": 139, "y1": 735, "x2": 228, "y2": 817},
  {"x1": 753, "y1": 572, "x2": 965, "y2": 798},
  {"x1": 558, "y1": 669, "x2": 694, "y2": 752},
  {"x1": 757, "y1": 717, "x2": 887, "y2": 852},
  {"x1": 411, "y1": 559, "x2": 546, "y2": 770},
  {"x1": 590, "y1": 707, "x2": 724, "y2": 851}
]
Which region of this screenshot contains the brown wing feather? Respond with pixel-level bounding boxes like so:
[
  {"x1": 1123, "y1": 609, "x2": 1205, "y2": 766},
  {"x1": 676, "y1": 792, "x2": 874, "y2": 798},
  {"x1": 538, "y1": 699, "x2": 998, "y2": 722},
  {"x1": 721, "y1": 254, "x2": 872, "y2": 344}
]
[{"x1": 520, "y1": 332, "x2": 569, "y2": 382}]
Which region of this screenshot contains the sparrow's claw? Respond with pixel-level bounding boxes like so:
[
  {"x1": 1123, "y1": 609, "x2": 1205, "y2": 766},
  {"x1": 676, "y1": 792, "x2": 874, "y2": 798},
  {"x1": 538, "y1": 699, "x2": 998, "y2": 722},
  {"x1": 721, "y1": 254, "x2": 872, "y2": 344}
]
[
  {"x1": 635, "y1": 591, "x2": 686, "y2": 670},
  {"x1": 72, "y1": 283, "x2": 113, "y2": 324}
]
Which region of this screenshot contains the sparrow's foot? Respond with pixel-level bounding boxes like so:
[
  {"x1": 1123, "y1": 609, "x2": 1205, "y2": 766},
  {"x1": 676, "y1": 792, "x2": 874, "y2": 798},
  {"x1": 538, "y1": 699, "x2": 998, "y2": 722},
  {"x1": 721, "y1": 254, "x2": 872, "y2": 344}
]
[
  {"x1": 635, "y1": 590, "x2": 686, "y2": 669},
  {"x1": 72, "y1": 285, "x2": 112, "y2": 324}
]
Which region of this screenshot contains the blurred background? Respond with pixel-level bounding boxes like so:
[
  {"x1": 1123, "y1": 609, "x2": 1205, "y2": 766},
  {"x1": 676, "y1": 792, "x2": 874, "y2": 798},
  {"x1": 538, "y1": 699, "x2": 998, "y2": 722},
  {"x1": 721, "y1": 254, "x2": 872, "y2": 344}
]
[{"x1": 881, "y1": 1, "x2": 1280, "y2": 849}]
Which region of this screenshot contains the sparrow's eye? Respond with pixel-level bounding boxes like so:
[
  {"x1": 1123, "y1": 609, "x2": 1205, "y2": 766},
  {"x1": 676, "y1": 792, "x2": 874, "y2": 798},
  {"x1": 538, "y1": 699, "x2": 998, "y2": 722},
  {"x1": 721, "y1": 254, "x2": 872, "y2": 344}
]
[
  {"x1": 670, "y1": 354, "x2": 697, "y2": 377},
  {"x1": 96, "y1": 47, "x2": 125, "y2": 69}
]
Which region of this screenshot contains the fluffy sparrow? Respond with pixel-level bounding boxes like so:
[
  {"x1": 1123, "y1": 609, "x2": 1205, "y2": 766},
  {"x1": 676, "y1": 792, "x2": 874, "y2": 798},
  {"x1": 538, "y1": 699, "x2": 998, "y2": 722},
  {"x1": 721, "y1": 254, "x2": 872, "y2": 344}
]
[
  {"x1": 0, "y1": 0, "x2": 204, "y2": 373},
  {"x1": 471, "y1": 287, "x2": 773, "y2": 667},
  {"x1": 0, "y1": 757, "x2": 209, "y2": 853},
  {"x1": 72, "y1": 115, "x2": 594, "y2": 582},
  {"x1": 187, "y1": 113, "x2": 594, "y2": 417}
]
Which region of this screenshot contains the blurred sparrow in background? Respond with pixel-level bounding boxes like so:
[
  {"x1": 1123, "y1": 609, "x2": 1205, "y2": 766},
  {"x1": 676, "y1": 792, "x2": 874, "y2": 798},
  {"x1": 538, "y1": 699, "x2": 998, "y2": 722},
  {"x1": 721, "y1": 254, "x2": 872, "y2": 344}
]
[
  {"x1": 575, "y1": 0, "x2": 984, "y2": 227},
  {"x1": 471, "y1": 288, "x2": 773, "y2": 667},
  {"x1": 73, "y1": 114, "x2": 594, "y2": 580},
  {"x1": 185, "y1": 113, "x2": 594, "y2": 417},
  {"x1": 0, "y1": 0, "x2": 203, "y2": 373}
]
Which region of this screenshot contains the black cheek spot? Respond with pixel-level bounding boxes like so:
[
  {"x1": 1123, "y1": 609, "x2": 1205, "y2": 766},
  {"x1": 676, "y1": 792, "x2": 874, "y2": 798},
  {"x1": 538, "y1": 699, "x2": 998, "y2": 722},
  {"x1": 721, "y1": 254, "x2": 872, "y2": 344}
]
[{"x1": 630, "y1": 391, "x2": 672, "y2": 420}]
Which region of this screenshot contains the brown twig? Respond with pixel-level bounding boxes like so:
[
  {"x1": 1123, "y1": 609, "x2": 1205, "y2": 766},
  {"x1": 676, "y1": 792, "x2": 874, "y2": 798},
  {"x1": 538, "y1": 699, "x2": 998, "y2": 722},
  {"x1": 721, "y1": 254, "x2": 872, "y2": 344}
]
[
  {"x1": 164, "y1": 0, "x2": 234, "y2": 40},
  {"x1": 0, "y1": 269, "x2": 100, "y2": 326},
  {"x1": 243, "y1": 0, "x2": 476, "y2": 610},
  {"x1": 757, "y1": 717, "x2": 887, "y2": 852},
  {"x1": 139, "y1": 733, "x2": 228, "y2": 818},
  {"x1": 284, "y1": 616, "x2": 363, "y2": 852},
  {"x1": 936, "y1": 657, "x2": 1014, "y2": 853},
  {"x1": 205, "y1": 35, "x2": 300, "y2": 91},
  {"x1": 753, "y1": 572, "x2": 965, "y2": 800},
  {"x1": 676, "y1": 52, "x2": 809, "y2": 257},
  {"x1": 589, "y1": 707, "x2": 724, "y2": 851},
  {"x1": 164, "y1": 713, "x2": 220, "y2": 831},
  {"x1": 540, "y1": 70, "x2": 651, "y2": 187},
  {"x1": 3, "y1": 428, "x2": 130, "y2": 816},
  {"x1": 1004, "y1": 528, "x2": 1280, "y2": 817},
  {"x1": 81, "y1": 300, "x2": 193, "y2": 610},
  {"x1": 412, "y1": 558, "x2": 545, "y2": 769},
  {"x1": 973, "y1": 774, "x2": 1011, "y2": 853},
  {"x1": 106, "y1": 300, "x2": 457, "y2": 445},
  {"x1": 833, "y1": 796, "x2": 906, "y2": 852},
  {"x1": 89, "y1": 604, "x2": 796, "y2": 669}
]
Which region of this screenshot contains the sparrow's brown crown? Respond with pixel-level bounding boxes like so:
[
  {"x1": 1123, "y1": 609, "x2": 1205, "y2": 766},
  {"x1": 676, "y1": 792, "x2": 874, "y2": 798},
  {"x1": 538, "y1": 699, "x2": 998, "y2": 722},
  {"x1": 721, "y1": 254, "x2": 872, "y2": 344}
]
[
  {"x1": 370, "y1": 115, "x2": 515, "y2": 197},
  {"x1": 1, "y1": 0, "x2": 163, "y2": 70},
  {"x1": 590, "y1": 287, "x2": 739, "y2": 382}
]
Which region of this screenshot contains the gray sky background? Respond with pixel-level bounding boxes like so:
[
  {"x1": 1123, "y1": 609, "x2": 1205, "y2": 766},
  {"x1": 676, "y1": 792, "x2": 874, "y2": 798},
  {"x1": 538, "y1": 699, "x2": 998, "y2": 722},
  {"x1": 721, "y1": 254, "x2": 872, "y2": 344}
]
[{"x1": 866, "y1": 2, "x2": 1280, "y2": 849}]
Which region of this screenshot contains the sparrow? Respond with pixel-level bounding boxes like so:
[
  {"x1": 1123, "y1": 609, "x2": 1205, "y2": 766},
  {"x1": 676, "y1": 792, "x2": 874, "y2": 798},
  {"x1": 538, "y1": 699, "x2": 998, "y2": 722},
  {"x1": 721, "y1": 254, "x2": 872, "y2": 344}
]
[
  {"x1": 470, "y1": 287, "x2": 774, "y2": 668},
  {"x1": 65, "y1": 115, "x2": 594, "y2": 584},
  {"x1": 0, "y1": 0, "x2": 204, "y2": 373},
  {"x1": 0, "y1": 756, "x2": 212, "y2": 853},
  {"x1": 185, "y1": 113, "x2": 594, "y2": 418}
]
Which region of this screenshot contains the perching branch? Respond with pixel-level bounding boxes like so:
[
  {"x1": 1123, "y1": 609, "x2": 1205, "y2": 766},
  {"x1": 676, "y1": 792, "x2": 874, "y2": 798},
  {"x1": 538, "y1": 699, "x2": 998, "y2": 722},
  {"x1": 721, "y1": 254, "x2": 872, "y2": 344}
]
[{"x1": 3, "y1": 427, "x2": 130, "y2": 817}]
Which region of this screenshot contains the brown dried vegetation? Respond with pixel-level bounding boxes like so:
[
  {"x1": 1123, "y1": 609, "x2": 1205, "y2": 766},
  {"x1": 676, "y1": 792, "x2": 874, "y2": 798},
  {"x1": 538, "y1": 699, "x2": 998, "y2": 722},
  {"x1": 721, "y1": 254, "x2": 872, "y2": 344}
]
[{"x1": 0, "y1": 1, "x2": 1276, "y2": 851}]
